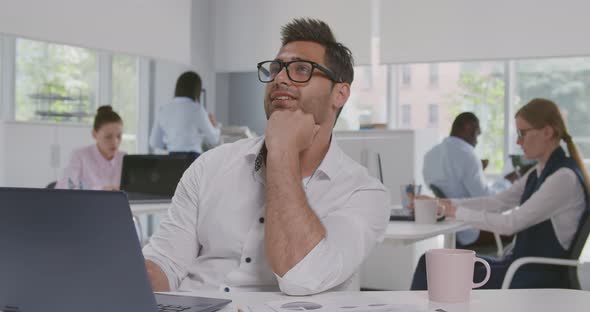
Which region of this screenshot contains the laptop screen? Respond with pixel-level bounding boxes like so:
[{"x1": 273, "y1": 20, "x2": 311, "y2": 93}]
[
  {"x1": 0, "y1": 188, "x2": 158, "y2": 312},
  {"x1": 120, "y1": 154, "x2": 193, "y2": 196}
]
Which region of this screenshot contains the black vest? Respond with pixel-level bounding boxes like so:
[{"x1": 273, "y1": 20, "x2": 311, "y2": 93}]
[{"x1": 509, "y1": 147, "x2": 589, "y2": 288}]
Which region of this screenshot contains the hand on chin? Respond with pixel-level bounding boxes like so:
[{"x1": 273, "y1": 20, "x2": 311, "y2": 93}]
[{"x1": 265, "y1": 109, "x2": 320, "y2": 154}]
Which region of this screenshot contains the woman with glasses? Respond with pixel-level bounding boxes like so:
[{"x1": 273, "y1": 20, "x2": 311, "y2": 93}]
[{"x1": 411, "y1": 98, "x2": 589, "y2": 289}]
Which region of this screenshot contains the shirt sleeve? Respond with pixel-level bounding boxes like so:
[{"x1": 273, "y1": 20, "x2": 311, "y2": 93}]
[
  {"x1": 461, "y1": 152, "x2": 496, "y2": 197},
  {"x1": 195, "y1": 103, "x2": 220, "y2": 146},
  {"x1": 455, "y1": 168, "x2": 582, "y2": 236},
  {"x1": 55, "y1": 150, "x2": 82, "y2": 189},
  {"x1": 149, "y1": 112, "x2": 165, "y2": 150},
  {"x1": 275, "y1": 187, "x2": 390, "y2": 295},
  {"x1": 142, "y1": 160, "x2": 202, "y2": 290}
]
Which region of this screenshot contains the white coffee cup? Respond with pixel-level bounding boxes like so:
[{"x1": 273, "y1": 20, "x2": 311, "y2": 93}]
[
  {"x1": 414, "y1": 199, "x2": 445, "y2": 224},
  {"x1": 426, "y1": 248, "x2": 491, "y2": 303}
]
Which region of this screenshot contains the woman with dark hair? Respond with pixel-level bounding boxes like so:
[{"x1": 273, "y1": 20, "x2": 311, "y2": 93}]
[
  {"x1": 149, "y1": 71, "x2": 220, "y2": 158},
  {"x1": 411, "y1": 98, "x2": 589, "y2": 289},
  {"x1": 56, "y1": 105, "x2": 125, "y2": 190}
]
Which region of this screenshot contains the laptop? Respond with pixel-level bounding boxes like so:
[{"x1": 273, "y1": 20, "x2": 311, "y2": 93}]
[
  {"x1": 121, "y1": 154, "x2": 194, "y2": 203},
  {"x1": 0, "y1": 187, "x2": 231, "y2": 312},
  {"x1": 390, "y1": 208, "x2": 445, "y2": 222}
]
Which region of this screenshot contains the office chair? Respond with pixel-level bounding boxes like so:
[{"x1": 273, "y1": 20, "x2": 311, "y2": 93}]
[
  {"x1": 429, "y1": 184, "x2": 446, "y2": 199},
  {"x1": 501, "y1": 210, "x2": 590, "y2": 289}
]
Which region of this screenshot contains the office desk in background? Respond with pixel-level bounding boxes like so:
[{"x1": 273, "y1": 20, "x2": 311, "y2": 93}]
[
  {"x1": 130, "y1": 201, "x2": 170, "y2": 245},
  {"x1": 130, "y1": 201, "x2": 170, "y2": 216},
  {"x1": 385, "y1": 219, "x2": 469, "y2": 248},
  {"x1": 174, "y1": 289, "x2": 590, "y2": 312},
  {"x1": 361, "y1": 220, "x2": 470, "y2": 291}
]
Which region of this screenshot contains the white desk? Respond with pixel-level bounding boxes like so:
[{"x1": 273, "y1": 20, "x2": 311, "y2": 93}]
[
  {"x1": 129, "y1": 201, "x2": 170, "y2": 216},
  {"x1": 361, "y1": 220, "x2": 470, "y2": 290},
  {"x1": 385, "y1": 219, "x2": 470, "y2": 249},
  {"x1": 174, "y1": 289, "x2": 590, "y2": 312}
]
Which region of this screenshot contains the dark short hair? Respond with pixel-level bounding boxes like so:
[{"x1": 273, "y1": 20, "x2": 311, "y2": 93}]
[
  {"x1": 450, "y1": 112, "x2": 479, "y2": 135},
  {"x1": 280, "y1": 18, "x2": 354, "y2": 121},
  {"x1": 281, "y1": 18, "x2": 354, "y2": 84},
  {"x1": 93, "y1": 105, "x2": 122, "y2": 131},
  {"x1": 175, "y1": 71, "x2": 202, "y2": 101}
]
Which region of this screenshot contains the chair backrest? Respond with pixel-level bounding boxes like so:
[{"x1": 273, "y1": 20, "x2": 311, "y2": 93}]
[
  {"x1": 46, "y1": 181, "x2": 57, "y2": 189},
  {"x1": 430, "y1": 184, "x2": 447, "y2": 198},
  {"x1": 568, "y1": 210, "x2": 590, "y2": 288}
]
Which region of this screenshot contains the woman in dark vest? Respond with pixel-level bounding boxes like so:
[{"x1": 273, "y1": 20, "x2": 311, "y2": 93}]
[{"x1": 411, "y1": 98, "x2": 590, "y2": 289}]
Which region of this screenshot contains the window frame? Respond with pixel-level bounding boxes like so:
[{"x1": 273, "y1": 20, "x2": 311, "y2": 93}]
[{"x1": 1, "y1": 35, "x2": 147, "y2": 153}]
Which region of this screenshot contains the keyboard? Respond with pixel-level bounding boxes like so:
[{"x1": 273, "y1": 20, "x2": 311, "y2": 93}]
[
  {"x1": 389, "y1": 208, "x2": 446, "y2": 222},
  {"x1": 389, "y1": 209, "x2": 414, "y2": 221},
  {"x1": 157, "y1": 304, "x2": 191, "y2": 312}
]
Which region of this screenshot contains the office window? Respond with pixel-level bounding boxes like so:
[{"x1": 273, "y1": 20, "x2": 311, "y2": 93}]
[
  {"x1": 15, "y1": 38, "x2": 97, "y2": 122},
  {"x1": 401, "y1": 104, "x2": 411, "y2": 127},
  {"x1": 429, "y1": 63, "x2": 439, "y2": 86},
  {"x1": 428, "y1": 104, "x2": 439, "y2": 127},
  {"x1": 337, "y1": 65, "x2": 388, "y2": 130},
  {"x1": 112, "y1": 54, "x2": 139, "y2": 153},
  {"x1": 512, "y1": 57, "x2": 590, "y2": 159},
  {"x1": 398, "y1": 61, "x2": 505, "y2": 173},
  {"x1": 402, "y1": 65, "x2": 412, "y2": 85}
]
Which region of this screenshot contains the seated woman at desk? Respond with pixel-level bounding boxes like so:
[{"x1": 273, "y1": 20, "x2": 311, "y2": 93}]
[
  {"x1": 411, "y1": 98, "x2": 589, "y2": 289},
  {"x1": 56, "y1": 105, "x2": 125, "y2": 190}
]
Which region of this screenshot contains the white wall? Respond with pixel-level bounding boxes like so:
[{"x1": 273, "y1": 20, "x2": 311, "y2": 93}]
[
  {"x1": 190, "y1": 0, "x2": 216, "y2": 113},
  {"x1": 380, "y1": 0, "x2": 590, "y2": 64},
  {"x1": 212, "y1": 0, "x2": 373, "y2": 72},
  {"x1": 0, "y1": 0, "x2": 192, "y2": 64}
]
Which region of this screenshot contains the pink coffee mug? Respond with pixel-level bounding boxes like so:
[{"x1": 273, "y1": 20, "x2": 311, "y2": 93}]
[{"x1": 426, "y1": 248, "x2": 491, "y2": 303}]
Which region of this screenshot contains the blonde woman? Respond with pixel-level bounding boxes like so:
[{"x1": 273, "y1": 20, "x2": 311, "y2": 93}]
[{"x1": 411, "y1": 98, "x2": 589, "y2": 289}]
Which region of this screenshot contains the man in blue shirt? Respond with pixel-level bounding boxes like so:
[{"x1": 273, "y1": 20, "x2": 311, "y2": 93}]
[
  {"x1": 423, "y1": 112, "x2": 517, "y2": 246},
  {"x1": 150, "y1": 71, "x2": 220, "y2": 157}
]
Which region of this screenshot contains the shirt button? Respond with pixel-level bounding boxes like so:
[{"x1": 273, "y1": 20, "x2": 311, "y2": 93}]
[
  {"x1": 224, "y1": 287, "x2": 230, "y2": 292},
  {"x1": 245, "y1": 257, "x2": 252, "y2": 263},
  {"x1": 259, "y1": 217, "x2": 264, "y2": 224}
]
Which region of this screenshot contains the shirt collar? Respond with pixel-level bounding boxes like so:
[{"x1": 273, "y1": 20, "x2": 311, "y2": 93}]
[
  {"x1": 446, "y1": 136, "x2": 474, "y2": 150},
  {"x1": 173, "y1": 96, "x2": 198, "y2": 105},
  {"x1": 245, "y1": 135, "x2": 341, "y2": 181}
]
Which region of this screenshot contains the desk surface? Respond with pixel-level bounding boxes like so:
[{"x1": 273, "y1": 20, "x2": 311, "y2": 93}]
[
  {"x1": 385, "y1": 220, "x2": 469, "y2": 241},
  {"x1": 174, "y1": 289, "x2": 590, "y2": 312},
  {"x1": 129, "y1": 201, "x2": 170, "y2": 215}
]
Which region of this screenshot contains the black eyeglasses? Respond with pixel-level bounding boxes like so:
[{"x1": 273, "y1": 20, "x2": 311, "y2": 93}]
[{"x1": 257, "y1": 60, "x2": 342, "y2": 83}]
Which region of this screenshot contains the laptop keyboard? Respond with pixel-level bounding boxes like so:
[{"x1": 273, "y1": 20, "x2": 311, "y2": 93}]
[
  {"x1": 157, "y1": 304, "x2": 191, "y2": 312},
  {"x1": 390, "y1": 209, "x2": 413, "y2": 217}
]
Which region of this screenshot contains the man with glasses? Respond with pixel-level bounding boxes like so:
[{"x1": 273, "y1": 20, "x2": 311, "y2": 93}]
[{"x1": 142, "y1": 18, "x2": 390, "y2": 295}]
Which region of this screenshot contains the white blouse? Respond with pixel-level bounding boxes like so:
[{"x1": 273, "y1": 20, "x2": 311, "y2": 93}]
[{"x1": 454, "y1": 164, "x2": 586, "y2": 250}]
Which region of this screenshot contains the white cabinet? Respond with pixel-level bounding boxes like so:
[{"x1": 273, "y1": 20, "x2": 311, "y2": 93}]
[
  {"x1": 334, "y1": 129, "x2": 440, "y2": 205},
  {"x1": 334, "y1": 129, "x2": 442, "y2": 290},
  {"x1": 0, "y1": 121, "x2": 92, "y2": 188}
]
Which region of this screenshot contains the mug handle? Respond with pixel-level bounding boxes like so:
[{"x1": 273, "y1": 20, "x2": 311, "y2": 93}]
[
  {"x1": 436, "y1": 200, "x2": 446, "y2": 218},
  {"x1": 472, "y1": 257, "x2": 491, "y2": 288}
]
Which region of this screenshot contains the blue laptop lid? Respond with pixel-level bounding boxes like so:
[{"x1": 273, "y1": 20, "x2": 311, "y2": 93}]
[{"x1": 0, "y1": 188, "x2": 158, "y2": 312}]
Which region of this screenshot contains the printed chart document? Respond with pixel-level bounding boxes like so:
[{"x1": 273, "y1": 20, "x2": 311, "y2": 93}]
[{"x1": 242, "y1": 293, "x2": 424, "y2": 312}]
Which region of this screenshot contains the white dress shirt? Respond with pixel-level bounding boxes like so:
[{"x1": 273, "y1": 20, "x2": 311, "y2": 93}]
[
  {"x1": 150, "y1": 97, "x2": 220, "y2": 153},
  {"x1": 454, "y1": 164, "x2": 586, "y2": 250},
  {"x1": 142, "y1": 136, "x2": 390, "y2": 295},
  {"x1": 423, "y1": 136, "x2": 512, "y2": 245},
  {"x1": 423, "y1": 136, "x2": 510, "y2": 199}
]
